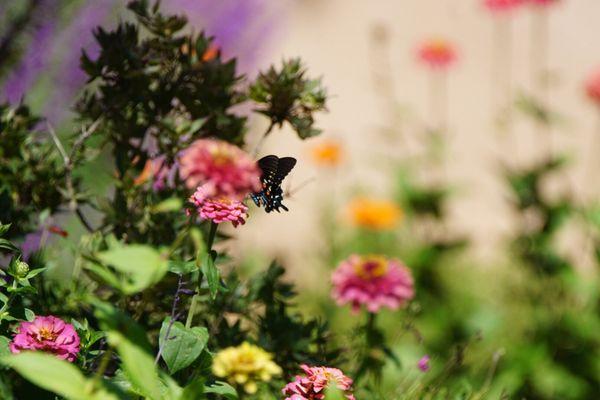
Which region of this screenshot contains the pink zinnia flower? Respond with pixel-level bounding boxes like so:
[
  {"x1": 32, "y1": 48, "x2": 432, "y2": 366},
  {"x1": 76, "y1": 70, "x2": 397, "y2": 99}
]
[
  {"x1": 179, "y1": 139, "x2": 261, "y2": 199},
  {"x1": 417, "y1": 39, "x2": 457, "y2": 70},
  {"x1": 332, "y1": 254, "x2": 415, "y2": 313},
  {"x1": 9, "y1": 316, "x2": 80, "y2": 362},
  {"x1": 585, "y1": 69, "x2": 600, "y2": 107},
  {"x1": 484, "y1": 0, "x2": 524, "y2": 13},
  {"x1": 282, "y1": 364, "x2": 355, "y2": 400},
  {"x1": 189, "y1": 184, "x2": 249, "y2": 227},
  {"x1": 418, "y1": 355, "x2": 431, "y2": 372}
]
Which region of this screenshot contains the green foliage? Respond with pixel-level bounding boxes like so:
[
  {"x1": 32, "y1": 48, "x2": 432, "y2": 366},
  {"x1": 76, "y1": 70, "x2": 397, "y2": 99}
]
[
  {"x1": 250, "y1": 58, "x2": 327, "y2": 139},
  {"x1": 159, "y1": 317, "x2": 209, "y2": 374},
  {"x1": 0, "y1": 104, "x2": 67, "y2": 237}
]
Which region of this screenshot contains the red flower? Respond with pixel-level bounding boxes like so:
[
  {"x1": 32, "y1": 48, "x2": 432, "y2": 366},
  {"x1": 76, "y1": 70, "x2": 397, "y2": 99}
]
[{"x1": 417, "y1": 38, "x2": 457, "y2": 70}]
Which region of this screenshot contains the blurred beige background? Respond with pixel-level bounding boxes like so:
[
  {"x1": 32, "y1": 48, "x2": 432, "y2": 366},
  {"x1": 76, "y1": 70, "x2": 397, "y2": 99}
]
[{"x1": 236, "y1": 0, "x2": 600, "y2": 271}]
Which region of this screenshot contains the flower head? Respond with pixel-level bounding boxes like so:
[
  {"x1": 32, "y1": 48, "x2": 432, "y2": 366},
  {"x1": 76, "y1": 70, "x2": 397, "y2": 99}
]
[
  {"x1": 189, "y1": 184, "x2": 249, "y2": 227},
  {"x1": 179, "y1": 139, "x2": 261, "y2": 199},
  {"x1": 418, "y1": 355, "x2": 431, "y2": 372},
  {"x1": 417, "y1": 38, "x2": 457, "y2": 70},
  {"x1": 484, "y1": 0, "x2": 524, "y2": 13},
  {"x1": 10, "y1": 316, "x2": 80, "y2": 362},
  {"x1": 585, "y1": 69, "x2": 600, "y2": 107},
  {"x1": 282, "y1": 364, "x2": 355, "y2": 400},
  {"x1": 212, "y1": 342, "x2": 282, "y2": 394},
  {"x1": 310, "y1": 139, "x2": 343, "y2": 167},
  {"x1": 332, "y1": 254, "x2": 414, "y2": 313},
  {"x1": 346, "y1": 197, "x2": 402, "y2": 231}
]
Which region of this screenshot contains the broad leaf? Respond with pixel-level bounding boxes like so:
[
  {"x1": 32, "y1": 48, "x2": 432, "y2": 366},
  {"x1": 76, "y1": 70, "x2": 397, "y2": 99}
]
[
  {"x1": 95, "y1": 244, "x2": 168, "y2": 294},
  {"x1": 1, "y1": 353, "x2": 89, "y2": 400},
  {"x1": 159, "y1": 317, "x2": 209, "y2": 373},
  {"x1": 205, "y1": 381, "x2": 238, "y2": 399}
]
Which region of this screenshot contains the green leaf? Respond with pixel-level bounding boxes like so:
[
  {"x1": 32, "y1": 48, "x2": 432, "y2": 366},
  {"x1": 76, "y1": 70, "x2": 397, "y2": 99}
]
[
  {"x1": 95, "y1": 244, "x2": 168, "y2": 294},
  {"x1": 0, "y1": 336, "x2": 11, "y2": 358},
  {"x1": 152, "y1": 197, "x2": 183, "y2": 214},
  {"x1": 1, "y1": 352, "x2": 89, "y2": 400},
  {"x1": 93, "y1": 301, "x2": 162, "y2": 400},
  {"x1": 159, "y1": 317, "x2": 209, "y2": 374},
  {"x1": 200, "y1": 251, "x2": 219, "y2": 299},
  {"x1": 205, "y1": 381, "x2": 238, "y2": 399},
  {"x1": 324, "y1": 386, "x2": 345, "y2": 400},
  {"x1": 180, "y1": 378, "x2": 205, "y2": 400},
  {"x1": 168, "y1": 260, "x2": 198, "y2": 274}
]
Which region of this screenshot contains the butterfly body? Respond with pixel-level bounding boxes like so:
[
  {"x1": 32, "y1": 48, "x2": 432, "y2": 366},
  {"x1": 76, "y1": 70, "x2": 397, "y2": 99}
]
[{"x1": 252, "y1": 155, "x2": 297, "y2": 213}]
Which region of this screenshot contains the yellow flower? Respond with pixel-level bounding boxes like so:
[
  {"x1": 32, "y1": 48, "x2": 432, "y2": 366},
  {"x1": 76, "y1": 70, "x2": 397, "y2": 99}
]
[
  {"x1": 212, "y1": 342, "x2": 282, "y2": 394},
  {"x1": 310, "y1": 139, "x2": 343, "y2": 167},
  {"x1": 346, "y1": 197, "x2": 402, "y2": 230}
]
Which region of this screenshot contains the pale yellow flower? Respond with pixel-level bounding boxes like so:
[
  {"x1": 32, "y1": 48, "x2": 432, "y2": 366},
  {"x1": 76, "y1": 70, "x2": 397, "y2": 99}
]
[
  {"x1": 310, "y1": 139, "x2": 343, "y2": 167},
  {"x1": 212, "y1": 342, "x2": 282, "y2": 394},
  {"x1": 346, "y1": 197, "x2": 402, "y2": 231}
]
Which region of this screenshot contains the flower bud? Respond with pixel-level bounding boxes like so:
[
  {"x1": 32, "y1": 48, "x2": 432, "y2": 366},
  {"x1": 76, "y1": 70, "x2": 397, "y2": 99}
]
[{"x1": 15, "y1": 261, "x2": 29, "y2": 278}]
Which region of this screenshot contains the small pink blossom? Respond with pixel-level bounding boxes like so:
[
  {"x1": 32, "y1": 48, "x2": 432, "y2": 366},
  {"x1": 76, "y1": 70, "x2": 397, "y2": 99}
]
[
  {"x1": 417, "y1": 39, "x2": 457, "y2": 70},
  {"x1": 484, "y1": 0, "x2": 524, "y2": 13},
  {"x1": 585, "y1": 69, "x2": 600, "y2": 106},
  {"x1": 332, "y1": 254, "x2": 414, "y2": 313},
  {"x1": 189, "y1": 184, "x2": 248, "y2": 227},
  {"x1": 282, "y1": 365, "x2": 355, "y2": 400},
  {"x1": 9, "y1": 316, "x2": 80, "y2": 362},
  {"x1": 418, "y1": 355, "x2": 430, "y2": 372},
  {"x1": 179, "y1": 139, "x2": 261, "y2": 199}
]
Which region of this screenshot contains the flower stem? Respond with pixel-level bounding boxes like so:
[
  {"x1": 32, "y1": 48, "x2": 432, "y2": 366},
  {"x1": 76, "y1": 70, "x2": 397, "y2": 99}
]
[{"x1": 185, "y1": 221, "x2": 219, "y2": 328}]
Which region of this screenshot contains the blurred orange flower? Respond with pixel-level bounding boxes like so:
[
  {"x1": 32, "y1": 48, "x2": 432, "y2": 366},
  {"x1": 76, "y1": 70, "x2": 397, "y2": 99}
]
[
  {"x1": 346, "y1": 198, "x2": 402, "y2": 230},
  {"x1": 417, "y1": 38, "x2": 457, "y2": 70},
  {"x1": 310, "y1": 139, "x2": 343, "y2": 167}
]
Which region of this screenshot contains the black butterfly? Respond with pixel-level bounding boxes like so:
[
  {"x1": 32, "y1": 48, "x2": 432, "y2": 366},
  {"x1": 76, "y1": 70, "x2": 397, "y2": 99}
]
[{"x1": 251, "y1": 155, "x2": 297, "y2": 213}]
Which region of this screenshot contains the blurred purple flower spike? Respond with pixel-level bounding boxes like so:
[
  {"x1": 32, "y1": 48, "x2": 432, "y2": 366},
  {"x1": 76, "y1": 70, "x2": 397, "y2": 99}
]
[{"x1": 1, "y1": 0, "x2": 283, "y2": 123}]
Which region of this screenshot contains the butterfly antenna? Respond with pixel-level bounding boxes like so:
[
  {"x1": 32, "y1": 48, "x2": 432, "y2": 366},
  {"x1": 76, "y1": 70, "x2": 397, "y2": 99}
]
[{"x1": 285, "y1": 176, "x2": 317, "y2": 198}]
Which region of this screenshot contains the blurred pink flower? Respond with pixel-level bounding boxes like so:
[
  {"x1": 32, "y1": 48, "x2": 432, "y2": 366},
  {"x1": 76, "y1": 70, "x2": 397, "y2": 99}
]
[
  {"x1": 484, "y1": 0, "x2": 524, "y2": 13},
  {"x1": 332, "y1": 254, "x2": 414, "y2": 313},
  {"x1": 189, "y1": 184, "x2": 248, "y2": 227},
  {"x1": 179, "y1": 139, "x2": 261, "y2": 199},
  {"x1": 282, "y1": 364, "x2": 355, "y2": 400},
  {"x1": 10, "y1": 316, "x2": 80, "y2": 362},
  {"x1": 418, "y1": 355, "x2": 431, "y2": 372},
  {"x1": 417, "y1": 39, "x2": 457, "y2": 70},
  {"x1": 584, "y1": 69, "x2": 600, "y2": 106}
]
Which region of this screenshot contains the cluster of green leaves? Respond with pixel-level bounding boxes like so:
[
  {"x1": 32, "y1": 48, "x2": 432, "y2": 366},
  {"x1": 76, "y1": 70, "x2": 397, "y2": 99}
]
[
  {"x1": 0, "y1": 104, "x2": 68, "y2": 237},
  {"x1": 0, "y1": 1, "x2": 338, "y2": 399},
  {"x1": 250, "y1": 58, "x2": 327, "y2": 139}
]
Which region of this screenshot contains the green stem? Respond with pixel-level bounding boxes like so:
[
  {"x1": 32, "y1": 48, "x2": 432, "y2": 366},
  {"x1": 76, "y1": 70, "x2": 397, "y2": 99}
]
[
  {"x1": 184, "y1": 222, "x2": 218, "y2": 328},
  {"x1": 206, "y1": 221, "x2": 218, "y2": 251}
]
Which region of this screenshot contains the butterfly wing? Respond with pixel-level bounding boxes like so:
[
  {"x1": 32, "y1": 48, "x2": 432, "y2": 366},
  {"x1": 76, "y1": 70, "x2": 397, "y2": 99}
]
[{"x1": 253, "y1": 155, "x2": 297, "y2": 213}]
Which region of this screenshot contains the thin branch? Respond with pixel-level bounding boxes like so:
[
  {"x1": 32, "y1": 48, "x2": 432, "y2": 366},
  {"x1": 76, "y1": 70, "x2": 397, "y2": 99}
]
[
  {"x1": 155, "y1": 274, "x2": 186, "y2": 364},
  {"x1": 46, "y1": 118, "x2": 102, "y2": 233}
]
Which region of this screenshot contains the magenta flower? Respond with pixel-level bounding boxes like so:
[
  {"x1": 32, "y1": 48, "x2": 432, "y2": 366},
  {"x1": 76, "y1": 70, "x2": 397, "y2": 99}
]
[
  {"x1": 484, "y1": 0, "x2": 524, "y2": 13},
  {"x1": 282, "y1": 365, "x2": 355, "y2": 400},
  {"x1": 332, "y1": 255, "x2": 415, "y2": 313},
  {"x1": 179, "y1": 139, "x2": 261, "y2": 199},
  {"x1": 9, "y1": 316, "x2": 80, "y2": 362},
  {"x1": 189, "y1": 184, "x2": 249, "y2": 227},
  {"x1": 417, "y1": 38, "x2": 457, "y2": 70},
  {"x1": 418, "y1": 355, "x2": 431, "y2": 372}
]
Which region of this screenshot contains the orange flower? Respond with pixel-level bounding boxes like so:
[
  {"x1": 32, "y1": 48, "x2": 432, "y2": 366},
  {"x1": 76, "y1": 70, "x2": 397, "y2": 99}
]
[
  {"x1": 346, "y1": 198, "x2": 402, "y2": 230},
  {"x1": 310, "y1": 139, "x2": 343, "y2": 167}
]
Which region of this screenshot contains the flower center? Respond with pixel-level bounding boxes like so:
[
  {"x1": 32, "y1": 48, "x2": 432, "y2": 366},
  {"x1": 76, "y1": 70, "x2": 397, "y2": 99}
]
[
  {"x1": 38, "y1": 327, "x2": 58, "y2": 341},
  {"x1": 355, "y1": 256, "x2": 388, "y2": 280},
  {"x1": 211, "y1": 148, "x2": 234, "y2": 166}
]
